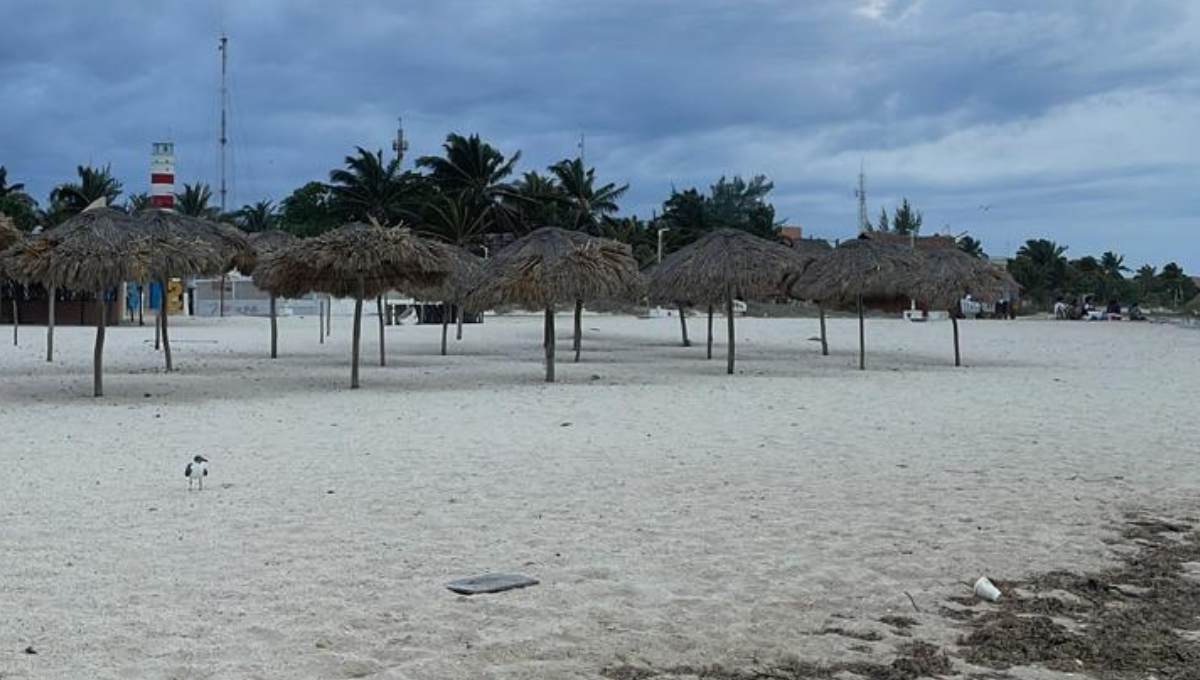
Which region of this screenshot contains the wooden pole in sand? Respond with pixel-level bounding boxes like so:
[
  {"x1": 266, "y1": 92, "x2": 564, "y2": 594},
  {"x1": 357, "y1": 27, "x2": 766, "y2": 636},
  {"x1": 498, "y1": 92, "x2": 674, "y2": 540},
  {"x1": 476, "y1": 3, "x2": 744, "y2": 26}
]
[
  {"x1": 455, "y1": 299, "x2": 464, "y2": 341},
  {"x1": 544, "y1": 306, "x2": 556, "y2": 383},
  {"x1": 351, "y1": 282, "x2": 364, "y2": 389},
  {"x1": 376, "y1": 296, "x2": 386, "y2": 367},
  {"x1": 573, "y1": 299, "x2": 583, "y2": 363},
  {"x1": 441, "y1": 302, "x2": 450, "y2": 356},
  {"x1": 857, "y1": 295, "x2": 865, "y2": 371},
  {"x1": 93, "y1": 294, "x2": 107, "y2": 397},
  {"x1": 818, "y1": 304, "x2": 829, "y2": 356},
  {"x1": 326, "y1": 294, "x2": 332, "y2": 336},
  {"x1": 269, "y1": 296, "x2": 279, "y2": 359},
  {"x1": 678, "y1": 305, "x2": 690, "y2": 347},
  {"x1": 46, "y1": 286, "x2": 55, "y2": 362},
  {"x1": 726, "y1": 291, "x2": 735, "y2": 375},
  {"x1": 10, "y1": 286, "x2": 18, "y2": 347},
  {"x1": 160, "y1": 279, "x2": 174, "y2": 372},
  {"x1": 318, "y1": 298, "x2": 325, "y2": 344},
  {"x1": 951, "y1": 311, "x2": 961, "y2": 367},
  {"x1": 706, "y1": 304, "x2": 714, "y2": 360}
]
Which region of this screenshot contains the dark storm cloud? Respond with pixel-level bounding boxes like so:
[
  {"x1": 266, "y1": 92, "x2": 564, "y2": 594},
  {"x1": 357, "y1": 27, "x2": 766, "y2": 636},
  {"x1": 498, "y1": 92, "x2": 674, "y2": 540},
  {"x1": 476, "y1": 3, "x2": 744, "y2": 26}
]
[{"x1": 1, "y1": 0, "x2": 1197, "y2": 268}]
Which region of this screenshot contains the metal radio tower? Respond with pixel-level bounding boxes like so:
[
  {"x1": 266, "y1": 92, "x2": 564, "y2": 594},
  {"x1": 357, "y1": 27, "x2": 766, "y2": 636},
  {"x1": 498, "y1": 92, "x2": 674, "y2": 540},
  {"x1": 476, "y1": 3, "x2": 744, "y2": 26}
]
[
  {"x1": 855, "y1": 160, "x2": 869, "y2": 235},
  {"x1": 392, "y1": 117, "x2": 409, "y2": 166},
  {"x1": 218, "y1": 33, "x2": 229, "y2": 213}
]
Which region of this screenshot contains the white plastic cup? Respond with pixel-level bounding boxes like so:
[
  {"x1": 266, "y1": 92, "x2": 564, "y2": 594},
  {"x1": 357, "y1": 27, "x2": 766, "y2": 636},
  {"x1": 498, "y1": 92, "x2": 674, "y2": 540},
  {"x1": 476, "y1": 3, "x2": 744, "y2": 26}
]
[{"x1": 974, "y1": 576, "x2": 1002, "y2": 602}]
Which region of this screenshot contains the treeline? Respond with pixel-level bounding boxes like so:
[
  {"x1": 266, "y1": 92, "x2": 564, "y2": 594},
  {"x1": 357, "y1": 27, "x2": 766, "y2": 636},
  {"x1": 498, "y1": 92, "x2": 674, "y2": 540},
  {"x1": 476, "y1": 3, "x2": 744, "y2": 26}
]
[
  {"x1": 2, "y1": 133, "x2": 1196, "y2": 310},
  {"x1": 0, "y1": 134, "x2": 781, "y2": 269},
  {"x1": 1006, "y1": 239, "x2": 1197, "y2": 310}
]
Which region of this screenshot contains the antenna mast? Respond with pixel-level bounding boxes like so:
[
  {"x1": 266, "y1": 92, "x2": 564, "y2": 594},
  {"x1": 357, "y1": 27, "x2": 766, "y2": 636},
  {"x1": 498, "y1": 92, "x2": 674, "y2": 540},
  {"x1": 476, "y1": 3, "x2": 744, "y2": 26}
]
[
  {"x1": 392, "y1": 117, "x2": 409, "y2": 166},
  {"x1": 855, "y1": 160, "x2": 869, "y2": 234},
  {"x1": 218, "y1": 33, "x2": 229, "y2": 213}
]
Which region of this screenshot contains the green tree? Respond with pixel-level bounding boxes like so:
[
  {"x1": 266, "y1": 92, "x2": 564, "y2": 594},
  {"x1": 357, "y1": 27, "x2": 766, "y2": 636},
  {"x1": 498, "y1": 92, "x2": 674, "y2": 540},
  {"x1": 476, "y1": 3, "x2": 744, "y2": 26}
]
[
  {"x1": 328, "y1": 147, "x2": 424, "y2": 225},
  {"x1": 890, "y1": 197, "x2": 922, "y2": 235},
  {"x1": 659, "y1": 188, "x2": 714, "y2": 250},
  {"x1": 549, "y1": 158, "x2": 628, "y2": 235},
  {"x1": 48, "y1": 164, "x2": 123, "y2": 222},
  {"x1": 1156, "y1": 263, "x2": 1198, "y2": 307},
  {"x1": 1008, "y1": 239, "x2": 1068, "y2": 307},
  {"x1": 124, "y1": 193, "x2": 151, "y2": 213},
  {"x1": 504, "y1": 171, "x2": 564, "y2": 232},
  {"x1": 419, "y1": 193, "x2": 490, "y2": 250},
  {"x1": 1100, "y1": 251, "x2": 1128, "y2": 278},
  {"x1": 874, "y1": 207, "x2": 889, "y2": 233},
  {"x1": 237, "y1": 199, "x2": 277, "y2": 233},
  {"x1": 279, "y1": 181, "x2": 340, "y2": 237},
  {"x1": 707, "y1": 175, "x2": 779, "y2": 240},
  {"x1": 956, "y1": 234, "x2": 985, "y2": 258},
  {"x1": 417, "y1": 133, "x2": 520, "y2": 232},
  {"x1": 600, "y1": 216, "x2": 656, "y2": 268},
  {"x1": 0, "y1": 166, "x2": 40, "y2": 231},
  {"x1": 175, "y1": 182, "x2": 220, "y2": 219}
]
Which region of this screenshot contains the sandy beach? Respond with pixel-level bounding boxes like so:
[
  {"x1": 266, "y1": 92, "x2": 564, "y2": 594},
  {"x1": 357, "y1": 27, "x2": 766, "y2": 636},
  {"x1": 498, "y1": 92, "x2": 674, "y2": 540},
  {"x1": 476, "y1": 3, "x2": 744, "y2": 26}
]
[{"x1": 1, "y1": 312, "x2": 1198, "y2": 679}]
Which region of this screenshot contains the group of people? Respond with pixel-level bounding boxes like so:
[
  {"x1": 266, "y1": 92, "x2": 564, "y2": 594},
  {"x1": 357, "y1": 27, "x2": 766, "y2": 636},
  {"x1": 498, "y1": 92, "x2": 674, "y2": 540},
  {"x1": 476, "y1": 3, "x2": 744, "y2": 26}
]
[{"x1": 1053, "y1": 295, "x2": 1144, "y2": 321}]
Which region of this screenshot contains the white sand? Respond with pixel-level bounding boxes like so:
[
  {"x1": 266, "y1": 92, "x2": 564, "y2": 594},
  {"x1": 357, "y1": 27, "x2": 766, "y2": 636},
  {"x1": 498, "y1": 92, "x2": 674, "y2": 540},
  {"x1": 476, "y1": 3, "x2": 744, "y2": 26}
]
[{"x1": 1, "y1": 312, "x2": 1198, "y2": 679}]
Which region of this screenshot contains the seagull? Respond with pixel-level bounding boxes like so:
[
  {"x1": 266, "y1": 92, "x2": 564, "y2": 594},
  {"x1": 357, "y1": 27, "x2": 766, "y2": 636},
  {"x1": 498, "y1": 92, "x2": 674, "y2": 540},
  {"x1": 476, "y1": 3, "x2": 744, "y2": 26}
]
[{"x1": 185, "y1": 455, "x2": 209, "y2": 491}]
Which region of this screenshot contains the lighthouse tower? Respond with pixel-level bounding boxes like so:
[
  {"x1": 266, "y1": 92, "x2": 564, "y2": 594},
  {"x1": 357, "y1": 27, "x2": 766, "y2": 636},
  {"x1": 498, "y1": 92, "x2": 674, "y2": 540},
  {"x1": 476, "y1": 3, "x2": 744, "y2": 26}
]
[{"x1": 150, "y1": 142, "x2": 175, "y2": 208}]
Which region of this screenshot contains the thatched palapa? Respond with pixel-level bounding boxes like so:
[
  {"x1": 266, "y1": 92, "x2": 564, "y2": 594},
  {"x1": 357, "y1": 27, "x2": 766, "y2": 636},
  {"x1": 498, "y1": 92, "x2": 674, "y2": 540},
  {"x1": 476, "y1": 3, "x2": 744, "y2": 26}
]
[
  {"x1": 909, "y1": 247, "x2": 1019, "y2": 366},
  {"x1": 790, "y1": 238, "x2": 922, "y2": 370},
  {"x1": 133, "y1": 209, "x2": 249, "y2": 371},
  {"x1": 409, "y1": 245, "x2": 483, "y2": 356},
  {"x1": 253, "y1": 221, "x2": 452, "y2": 388},
  {"x1": 466, "y1": 227, "x2": 641, "y2": 382},
  {"x1": 236, "y1": 230, "x2": 299, "y2": 359},
  {"x1": 1, "y1": 201, "x2": 219, "y2": 396},
  {"x1": 648, "y1": 229, "x2": 810, "y2": 373}
]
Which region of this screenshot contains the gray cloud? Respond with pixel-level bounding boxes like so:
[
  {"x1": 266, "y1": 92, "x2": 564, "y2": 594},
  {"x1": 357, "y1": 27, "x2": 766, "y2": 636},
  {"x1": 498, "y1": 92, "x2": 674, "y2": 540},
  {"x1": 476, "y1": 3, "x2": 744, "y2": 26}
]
[{"x1": 1, "y1": 0, "x2": 1197, "y2": 268}]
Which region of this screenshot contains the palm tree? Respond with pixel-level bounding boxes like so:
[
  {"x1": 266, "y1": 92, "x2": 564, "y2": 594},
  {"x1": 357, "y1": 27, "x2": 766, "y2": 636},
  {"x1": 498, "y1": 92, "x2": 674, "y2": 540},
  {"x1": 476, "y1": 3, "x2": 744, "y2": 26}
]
[
  {"x1": 504, "y1": 171, "x2": 564, "y2": 233},
  {"x1": 956, "y1": 234, "x2": 985, "y2": 258},
  {"x1": 601, "y1": 216, "x2": 656, "y2": 268},
  {"x1": 421, "y1": 193, "x2": 489, "y2": 250},
  {"x1": 417, "y1": 133, "x2": 520, "y2": 230},
  {"x1": 0, "y1": 166, "x2": 39, "y2": 231},
  {"x1": 237, "y1": 199, "x2": 277, "y2": 232},
  {"x1": 48, "y1": 165, "x2": 123, "y2": 222},
  {"x1": 328, "y1": 147, "x2": 424, "y2": 225},
  {"x1": 1009, "y1": 239, "x2": 1068, "y2": 306},
  {"x1": 176, "y1": 183, "x2": 220, "y2": 219},
  {"x1": 124, "y1": 193, "x2": 151, "y2": 213},
  {"x1": 549, "y1": 158, "x2": 628, "y2": 234},
  {"x1": 1100, "y1": 251, "x2": 1128, "y2": 278}
]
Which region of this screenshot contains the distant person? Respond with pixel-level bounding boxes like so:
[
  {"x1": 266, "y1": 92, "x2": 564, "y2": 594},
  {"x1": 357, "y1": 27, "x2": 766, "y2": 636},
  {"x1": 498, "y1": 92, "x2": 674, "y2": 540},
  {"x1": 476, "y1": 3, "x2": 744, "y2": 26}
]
[
  {"x1": 1105, "y1": 300, "x2": 1122, "y2": 320},
  {"x1": 1129, "y1": 303, "x2": 1146, "y2": 321},
  {"x1": 1053, "y1": 296, "x2": 1069, "y2": 320}
]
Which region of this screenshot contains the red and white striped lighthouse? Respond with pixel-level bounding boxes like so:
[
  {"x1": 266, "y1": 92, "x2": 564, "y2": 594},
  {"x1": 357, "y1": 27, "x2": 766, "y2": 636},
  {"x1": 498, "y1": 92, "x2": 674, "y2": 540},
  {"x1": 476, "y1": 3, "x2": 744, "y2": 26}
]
[{"x1": 150, "y1": 142, "x2": 175, "y2": 208}]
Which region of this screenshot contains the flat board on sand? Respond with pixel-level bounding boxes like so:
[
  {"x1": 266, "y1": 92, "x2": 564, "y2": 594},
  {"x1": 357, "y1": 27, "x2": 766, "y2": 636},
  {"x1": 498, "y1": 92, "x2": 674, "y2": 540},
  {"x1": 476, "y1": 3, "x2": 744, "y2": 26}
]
[{"x1": 446, "y1": 573, "x2": 539, "y2": 595}]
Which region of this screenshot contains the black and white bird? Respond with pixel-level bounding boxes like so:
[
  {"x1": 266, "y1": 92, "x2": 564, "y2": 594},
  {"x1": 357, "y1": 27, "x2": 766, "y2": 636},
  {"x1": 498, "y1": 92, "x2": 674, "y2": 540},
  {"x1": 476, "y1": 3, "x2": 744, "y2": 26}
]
[{"x1": 185, "y1": 455, "x2": 209, "y2": 491}]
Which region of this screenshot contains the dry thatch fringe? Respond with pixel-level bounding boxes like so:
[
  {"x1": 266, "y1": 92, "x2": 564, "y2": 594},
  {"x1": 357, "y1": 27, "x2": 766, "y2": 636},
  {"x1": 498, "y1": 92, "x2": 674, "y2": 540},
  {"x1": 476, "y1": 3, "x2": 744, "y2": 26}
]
[
  {"x1": 407, "y1": 245, "x2": 483, "y2": 302},
  {"x1": 0, "y1": 214, "x2": 22, "y2": 280},
  {"x1": 236, "y1": 229, "x2": 299, "y2": 276},
  {"x1": 647, "y1": 229, "x2": 812, "y2": 307},
  {"x1": 466, "y1": 228, "x2": 641, "y2": 310},
  {"x1": 1, "y1": 207, "x2": 219, "y2": 292},
  {"x1": 252, "y1": 222, "x2": 453, "y2": 299},
  {"x1": 789, "y1": 237, "x2": 923, "y2": 305},
  {"x1": 909, "y1": 248, "x2": 1018, "y2": 310},
  {"x1": 134, "y1": 208, "x2": 250, "y2": 275}
]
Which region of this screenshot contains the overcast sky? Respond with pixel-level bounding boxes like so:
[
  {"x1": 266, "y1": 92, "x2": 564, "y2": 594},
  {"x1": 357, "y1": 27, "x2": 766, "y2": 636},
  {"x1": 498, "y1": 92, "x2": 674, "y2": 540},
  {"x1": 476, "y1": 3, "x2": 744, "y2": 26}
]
[{"x1": 1, "y1": 0, "x2": 1196, "y2": 268}]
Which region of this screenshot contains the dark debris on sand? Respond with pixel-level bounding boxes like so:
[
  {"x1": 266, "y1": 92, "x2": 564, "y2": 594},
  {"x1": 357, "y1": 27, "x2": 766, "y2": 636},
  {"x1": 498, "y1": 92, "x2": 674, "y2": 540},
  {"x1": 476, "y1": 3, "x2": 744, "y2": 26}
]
[
  {"x1": 601, "y1": 641, "x2": 954, "y2": 680},
  {"x1": 959, "y1": 514, "x2": 1200, "y2": 680},
  {"x1": 602, "y1": 514, "x2": 1200, "y2": 680}
]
